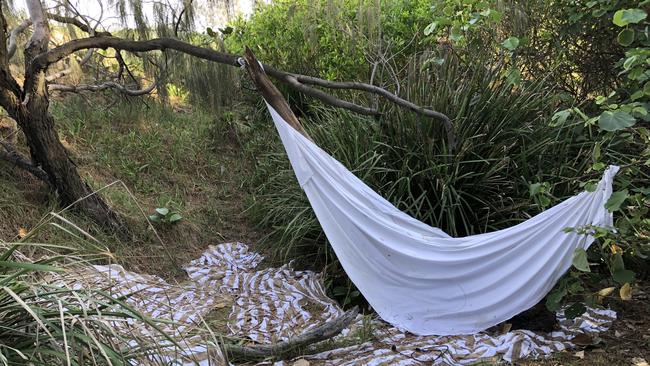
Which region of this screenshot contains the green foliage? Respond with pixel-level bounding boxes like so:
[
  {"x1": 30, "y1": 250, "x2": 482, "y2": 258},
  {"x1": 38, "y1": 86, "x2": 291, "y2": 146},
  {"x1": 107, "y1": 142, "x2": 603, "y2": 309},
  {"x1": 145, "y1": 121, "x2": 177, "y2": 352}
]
[
  {"x1": 148, "y1": 207, "x2": 183, "y2": 224},
  {"x1": 426, "y1": 0, "x2": 504, "y2": 44},
  {"x1": 598, "y1": 111, "x2": 637, "y2": 131},
  {"x1": 529, "y1": 182, "x2": 552, "y2": 209},
  {"x1": 249, "y1": 53, "x2": 590, "y2": 293},
  {"x1": 0, "y1": 236, "x2": 158, "y2": 364},
  {"x1": 605, "y1": 190, "x2": 629, "y2": 212},
  {"x1": 224, "y1": 0, "x2": 432, "y2": 82},
  {"x1": 501, "y1": 36, "x2": 520, "y2": 51},
  {"x1": 572, "y1": 248, "x2": 591, "y2": 272},
  {"x1": 612, "y1": 8, "x2": 647, "y2": 27},
  {"x1": 552, "y1": 1, "x2": 650, "y2": 307},
  {"x1": 241, "y1": 0, "x2": 649, "y2": 312}
]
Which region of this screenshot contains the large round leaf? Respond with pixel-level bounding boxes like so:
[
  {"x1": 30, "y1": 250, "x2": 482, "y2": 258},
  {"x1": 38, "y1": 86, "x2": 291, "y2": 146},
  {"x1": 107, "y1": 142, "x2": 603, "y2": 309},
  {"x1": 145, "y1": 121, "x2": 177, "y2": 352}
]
[
  {"x1": 613, "y1": 8, "x2": 647, "y2": 27},
  {"x1": 598, "y1": 111, "x2": 636, "y2": 131},
  {"x1": 501, "y1": 36, "x2": 520, "y2": 51},
  {"x1": 617, "y1": 28, "x2": 635, "y2": 46}
]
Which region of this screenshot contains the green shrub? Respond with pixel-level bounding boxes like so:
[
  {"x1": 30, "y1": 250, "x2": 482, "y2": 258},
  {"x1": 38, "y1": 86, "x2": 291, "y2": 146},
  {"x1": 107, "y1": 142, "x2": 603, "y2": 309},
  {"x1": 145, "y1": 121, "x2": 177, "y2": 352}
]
[
  {"x1": 241, "y1": 0, "x2": 649, "y2": 309},
  {"x1": 249, "y1": 53, "x2": 591, "y2": 290},
  {"x1": 223, "y1": 0, "x2": 434, "y2": 113}
]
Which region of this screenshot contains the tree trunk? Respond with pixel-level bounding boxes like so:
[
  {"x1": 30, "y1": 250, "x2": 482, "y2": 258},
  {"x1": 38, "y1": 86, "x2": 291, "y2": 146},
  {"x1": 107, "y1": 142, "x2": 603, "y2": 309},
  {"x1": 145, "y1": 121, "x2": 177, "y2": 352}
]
[
  {"x1": 14, "y1": 106, "x2": 127, "y2": 233},
  {"x1": 11, "y1": 0, "x2": 128, "y2": 233}
]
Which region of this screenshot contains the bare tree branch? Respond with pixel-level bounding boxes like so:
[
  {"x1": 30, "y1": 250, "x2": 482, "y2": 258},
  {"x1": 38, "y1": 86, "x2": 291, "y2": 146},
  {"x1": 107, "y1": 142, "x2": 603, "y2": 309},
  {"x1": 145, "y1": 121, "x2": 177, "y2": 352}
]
[
  {"x1": 6, "y1": 9, "x2": 112, "y2": 62},
  {"x1": 30, "y1": 36, "x2": 456, "y2": 148},
  {"x1": 46, "y1": 12, "x2": 111, "y2": 37},
  {"x1": 49, "y1": 79, "x2": 157, "y2": 96},
  {"x1": 0, "y1": 140, "x2": 49, "y2": 181},
  {"x1": 45, "y1": 48, "x2": 94, "y2": 81},
  {"x1": 243, "y1": 46, "x2": 311, "y2": 139},
  {"x1": 7, "y1": 19, "x2": 31, "y2": 60}
]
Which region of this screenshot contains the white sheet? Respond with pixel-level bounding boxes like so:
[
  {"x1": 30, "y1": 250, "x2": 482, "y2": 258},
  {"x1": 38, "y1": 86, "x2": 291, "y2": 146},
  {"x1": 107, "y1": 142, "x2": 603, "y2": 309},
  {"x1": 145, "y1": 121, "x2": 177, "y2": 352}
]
[{"x1": 266, "y1": 103, "x2": 618, "y2": 335}]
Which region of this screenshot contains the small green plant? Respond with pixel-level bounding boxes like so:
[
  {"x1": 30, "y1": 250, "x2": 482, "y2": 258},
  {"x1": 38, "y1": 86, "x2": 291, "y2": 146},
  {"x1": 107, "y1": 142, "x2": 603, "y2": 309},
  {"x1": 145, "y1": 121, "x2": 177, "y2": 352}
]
[
  {"x1": 529, "y1": 182, "x2": 552, "y2": 209},
  {"x1": 148, "y1": 207, "x2": 183, "y2": 224}
]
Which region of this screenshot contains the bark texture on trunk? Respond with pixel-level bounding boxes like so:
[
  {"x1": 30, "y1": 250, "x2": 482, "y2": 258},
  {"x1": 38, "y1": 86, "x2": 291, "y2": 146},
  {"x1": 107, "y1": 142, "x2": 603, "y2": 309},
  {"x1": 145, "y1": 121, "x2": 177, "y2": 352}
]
[{"x1": 0, "y1": 1, "x2": 126, "y2": 233}]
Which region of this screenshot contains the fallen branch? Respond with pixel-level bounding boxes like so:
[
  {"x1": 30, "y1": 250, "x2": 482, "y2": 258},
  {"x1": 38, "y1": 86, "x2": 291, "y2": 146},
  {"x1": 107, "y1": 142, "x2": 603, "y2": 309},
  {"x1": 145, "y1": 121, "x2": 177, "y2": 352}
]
[
  {"x1": 223, "y1": 306, "x2": 358, "y2": 361},
  {"x1": 243, "y1": 47, "x2": 311, "y2": 139}
]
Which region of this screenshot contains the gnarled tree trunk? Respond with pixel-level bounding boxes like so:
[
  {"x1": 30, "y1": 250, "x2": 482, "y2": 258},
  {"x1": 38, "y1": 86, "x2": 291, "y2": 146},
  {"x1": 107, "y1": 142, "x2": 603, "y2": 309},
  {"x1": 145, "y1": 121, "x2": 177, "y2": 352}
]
[{"x1": 0, "y1": 1, "x2": 126, "y2": 233}]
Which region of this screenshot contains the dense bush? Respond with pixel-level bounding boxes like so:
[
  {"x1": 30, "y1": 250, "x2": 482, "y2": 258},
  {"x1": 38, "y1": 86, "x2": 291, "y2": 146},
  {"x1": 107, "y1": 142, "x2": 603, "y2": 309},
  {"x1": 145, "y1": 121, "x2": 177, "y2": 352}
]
[
  {"x1": 248, "y1": 52, "x2": 594, "y2": 299},
  {"x1": 224, "y1": 0, "x2": 432, "y2": 80},
  {"x1": 240, "y1": 0, "x2": 649, "y2": 308}
]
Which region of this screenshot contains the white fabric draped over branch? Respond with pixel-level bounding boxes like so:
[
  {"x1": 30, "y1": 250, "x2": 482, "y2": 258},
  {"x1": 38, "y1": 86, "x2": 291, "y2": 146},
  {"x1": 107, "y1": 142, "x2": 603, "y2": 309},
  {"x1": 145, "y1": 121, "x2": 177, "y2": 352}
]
[{"x1": 266, "y1": 103, "x2": 618, "y2": 336}]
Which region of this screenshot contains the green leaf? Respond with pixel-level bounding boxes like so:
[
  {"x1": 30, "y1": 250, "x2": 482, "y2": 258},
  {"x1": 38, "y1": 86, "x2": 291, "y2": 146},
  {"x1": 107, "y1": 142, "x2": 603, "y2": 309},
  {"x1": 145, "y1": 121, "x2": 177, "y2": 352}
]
[
  {"x1": 613, "y1": 269, "x2": 636, "y2": 284},
  {"x1": 565, "y1": 302, "x2": 587, "y2": 319},
  {"x1": 611, "y1": 253, "x2": 625, "y2": 273},
  {"x1": 598, "y1": 111, "x2": 636, "y2": 131},
  {"x1": 643, "y1": 81, "x2": 650, "y2": 95},
  {"x1": 592, "y1": 143, "x2": 601, "y2": 161},
  {"x1": 592, "y1": 162, "x2": 605, "y2": 171},
  {"x1": 546, "y1": 288, "x2": 567, "y2": 312},
  {"x1": 501, "y1": 36, "x2": 520, "y2": 51},
  {"x1": 0, "y1": 260, "x2": 63, "y2": 272},
  {"x1": 617, "y1": 28, "x2": 635, "y2": 46},
  {"x1": 613, "y1": 8, "x2": 647, "y2": 27},
  {"x1": 568, "y1": 281, "x2": 585, "y2": 294},
  {"x1": 633, "y1": 106, "x2": 647, "y2": 116},
  {"x1": 572, "y1": 248, "x2": 591, "y2": 272},
  {"x1": 449, "y1": 26, "x2": 463, "y2": 42},
  {"x1": 539, "y1": 195, "x2": 551, "y2": 207},
  {"x1": 585, "y1": 182, "x2": 597, "y2": 192},
  {"x1": 424, "y1": 22, "x2": 438, "y2": 36},
  {"x1": 148, "y1": 214, "x2": 161, "y2": 223},
  {"x1": 168, "y1": 213, "x2": 182, "y2": 223},
  {"x1": 155, "y1": 207, "x2": 169, "y2": 216},
  {"x1": 605, "y1": 189, "x2": 629, "y2": 212},
  {"x1": 551, "y1": 109, "x2": 571, "y2": 125},
  {"x1": 529, "y1": 182, "x2": 542, "y2": 196},
  {"x1": 505, "y1": 68, "x2": 521, "y2": 85},
  {"x1": 623, "y1": 55, "x2": 639, "y2": 70}
]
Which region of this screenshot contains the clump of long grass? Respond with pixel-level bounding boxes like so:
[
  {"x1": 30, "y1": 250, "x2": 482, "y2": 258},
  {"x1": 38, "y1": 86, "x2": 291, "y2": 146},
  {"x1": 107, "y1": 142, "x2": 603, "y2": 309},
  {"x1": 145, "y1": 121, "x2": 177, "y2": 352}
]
[
  {"x1": 0, "y1": 234, "x2": 135, "y2": 364},
  {"x1": 0, "y1": 211, "x2": 220, "y2": 365}
]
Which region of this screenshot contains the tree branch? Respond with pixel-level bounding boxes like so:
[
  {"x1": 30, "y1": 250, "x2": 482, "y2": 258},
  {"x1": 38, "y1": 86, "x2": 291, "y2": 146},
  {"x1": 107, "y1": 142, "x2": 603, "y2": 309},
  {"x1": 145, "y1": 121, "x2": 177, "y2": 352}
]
[
  {"x1": 31, "y1": 36, "x2": 456, "y2": 148},
  {"x1": 244, "y1": 47, "x2": 311, "y2": 139},
  {"x1": 6, "y1": 10, "x2": 111, "y2": 61},
  {"x1": 0, "y1": 140, "x2": 49, "y2": 181},
  {"x1": 46, "y1": 12, "x2": 111, "y2": 37},
  {"x1": 6, "y1": 19, "x2": 31, "y2": 60},
  {"x1": 49, "y1": 79, "x2": 157, "y2": 96},
  {"x1": 223, "y1": 307, "x2": 358, "y2": 361}
]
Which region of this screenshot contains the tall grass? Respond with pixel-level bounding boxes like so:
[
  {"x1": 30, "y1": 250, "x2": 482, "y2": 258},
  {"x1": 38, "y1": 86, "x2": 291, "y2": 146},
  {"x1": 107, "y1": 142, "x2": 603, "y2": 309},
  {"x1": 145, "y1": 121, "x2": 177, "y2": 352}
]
[
  {"x1": 0, "y1": 208, "x2": 228, "y2": 365},
  {"x1": 0, "y1": 227, "x2": 149, "y2": 365}
]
